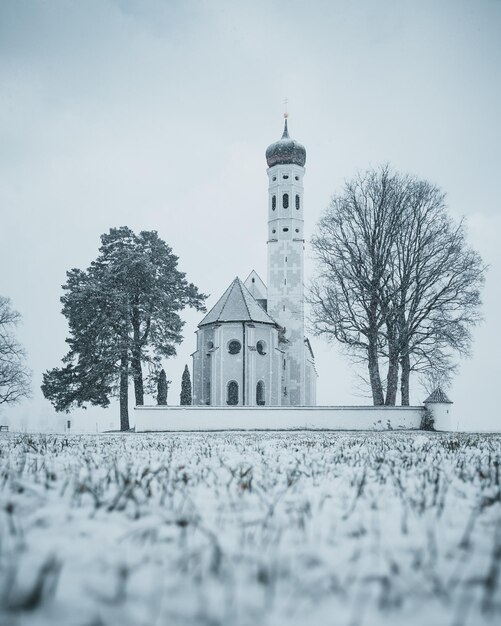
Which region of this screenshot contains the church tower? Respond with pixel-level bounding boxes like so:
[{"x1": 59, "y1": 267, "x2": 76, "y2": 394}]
[
  {"x1": 191, "y1": 115, "x2": 316, "y2": 407},
  {"x1": 265, "y1": 115, "x2": 307, "y2": 405}
]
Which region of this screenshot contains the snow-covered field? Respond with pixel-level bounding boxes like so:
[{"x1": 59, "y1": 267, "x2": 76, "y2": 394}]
[{"x1": 0, "y1": 432, "x2": 500, "y2": 626}]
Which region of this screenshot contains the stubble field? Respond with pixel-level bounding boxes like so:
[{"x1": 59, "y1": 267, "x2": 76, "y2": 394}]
[{"x1": 0, "y1": 430, "x2": 500, "y2": 626}]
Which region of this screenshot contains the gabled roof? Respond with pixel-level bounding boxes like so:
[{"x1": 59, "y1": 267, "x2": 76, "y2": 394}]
[
  {"x1": 244, "y1": 270, "x2": 267, "y2": 301},
  {"x1": 424, "y1": 387, "x2": 453, "y2": 404},
  {"x1": 198, "y1": 277, "x2": 278, "y2": 327}
]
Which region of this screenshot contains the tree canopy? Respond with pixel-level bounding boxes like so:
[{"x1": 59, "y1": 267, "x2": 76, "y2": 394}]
[
  {"x1": 180, "y1": 364, "x2": 192, "y2": 406},
  {"x1": 42, "y1": 227, "x2": 206, "y2": 429},
  {"x1": 157, "y1": 369, "x2": 169, "y2": 406},
  {"x1": 0, "y1": 296, "x2": 31, "y2": 406},
  {"x1": 310, "y1": 166, "x2": 486, "y2": 405}
]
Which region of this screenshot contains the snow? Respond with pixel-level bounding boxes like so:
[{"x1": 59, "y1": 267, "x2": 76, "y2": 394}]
[{"x1": 0, "y1": 431, "x2": 500, "y2": 625}]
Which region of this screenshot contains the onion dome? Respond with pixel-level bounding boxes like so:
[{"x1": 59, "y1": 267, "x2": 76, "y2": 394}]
[{"x1": 265, "y1": 116, "x2": 306, "y2": 168}]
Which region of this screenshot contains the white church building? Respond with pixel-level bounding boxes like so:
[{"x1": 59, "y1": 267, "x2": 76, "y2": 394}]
[
  {"x1": 191, "y1": 116, "x2": 317, "y2": 407},
  {"x1": 136, "y1": 117, "x2": 453, "y2": 431}
]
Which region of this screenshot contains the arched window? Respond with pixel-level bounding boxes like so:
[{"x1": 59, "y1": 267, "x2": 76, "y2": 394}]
[
  {"x1": 256, "y1": 381, "x2": 265, "y2": 406},
  {"x1": 228, "y1": 340, "x2": 241, "y2": 355},
  {"x1": 272, "y1": 195, "x2": 276, "y2": 210},
  {"x1": 283, "y1": 193, "x2": 289, "y2": 209},
  {"x1": 256, "y1": 340, "x2": 266, "y2": 355},
  {"x1": 227, "y1": 381, "x2": 239, "y2": 405},
  {"x1": 295, "y1": 194, "x2": 300, "y2": 210}
]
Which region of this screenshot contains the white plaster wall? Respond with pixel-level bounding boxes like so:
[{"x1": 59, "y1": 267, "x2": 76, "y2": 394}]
[
  {"x1": 246, "y1": 324, "x2": 279, "y2": 406},
  {"x1": 192, "y1": 325, "x2": 215, "y2": 405},
  {"x1": 135, "y1": 406, "x2": 424, "y2": 432},
  {"x1": 425, "y1": 403, "x2": 453, "y2": 431},
  {"x1": 267, "y1": 163, "x2": 306, "y2": 406},
  {"x1": 195, "y1": 322, "x2": 281, "y2": 406}
]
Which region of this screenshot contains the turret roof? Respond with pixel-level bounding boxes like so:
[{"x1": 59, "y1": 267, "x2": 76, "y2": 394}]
[
  {"x1": 198, "y1": 277, "x2": 278, "y2": 327},
  {"x1": 424, "y1": 387, "x2": 453, "y2": 404}
]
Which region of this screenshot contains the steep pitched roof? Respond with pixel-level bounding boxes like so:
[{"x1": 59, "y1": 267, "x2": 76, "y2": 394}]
[
  {"x1": 424, "y1": 387, "x2": 453, "y2": 404},
  {"x1": 198, "y1": 277, "x2": 278, "y2": 327},
  {"x1": 244, "y1": 270, "x2": 267, "y2": 301}
]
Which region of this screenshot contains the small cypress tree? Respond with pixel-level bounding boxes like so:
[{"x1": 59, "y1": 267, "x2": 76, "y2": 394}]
[
  {"x1": 157, "y1": 369, "x2": 169, "y2": 405},
  {"x1": 180, "y1": 364, "x2": 192, "y2": 405}
]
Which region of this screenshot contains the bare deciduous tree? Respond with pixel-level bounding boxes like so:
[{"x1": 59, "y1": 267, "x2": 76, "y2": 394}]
[
  {"x1": 309, "y1": 166, "x2": 485, "y2": 405},
  {"x1": 385, "y1": 180, "x2": 485, "y2": 404},
  {"x1": 0, "y1": 296, "x2": 31, "y2": 405},
  {"x1": 309, "y1": 166, "x2": 403, "y2": 405}
]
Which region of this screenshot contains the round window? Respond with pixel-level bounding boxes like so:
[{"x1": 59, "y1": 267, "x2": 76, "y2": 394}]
[
  {"x1": 256, "y1": 340, "x2": 267, "y2": 355},
  {"x1": 207, "y1": 340, "x2": 214, "y2": 349},
  {"x1": 228, "y1": 340, "x2": 241, "y2": 355}
]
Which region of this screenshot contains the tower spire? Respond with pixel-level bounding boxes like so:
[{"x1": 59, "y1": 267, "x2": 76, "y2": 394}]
[
  {"x1": 282, "y1": 117, "x2": 289, "y2": 139},
  {"x1": 282, "y1": 98, "x2": 289, "y2": 138}
]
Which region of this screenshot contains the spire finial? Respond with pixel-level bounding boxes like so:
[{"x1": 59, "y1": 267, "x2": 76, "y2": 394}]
[{"x1": 282, "y1": 98, "x2": 289, "y2": 138}]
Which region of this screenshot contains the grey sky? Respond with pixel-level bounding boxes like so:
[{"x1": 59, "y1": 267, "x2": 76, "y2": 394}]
[{"x1": 1, "y1": 0, "x2": 500, "y2": 431}]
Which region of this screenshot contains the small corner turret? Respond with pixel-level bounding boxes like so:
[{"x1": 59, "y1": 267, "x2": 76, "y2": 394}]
[{"x1": 424, "y1": 386, "x2": 453, "y2": 431}]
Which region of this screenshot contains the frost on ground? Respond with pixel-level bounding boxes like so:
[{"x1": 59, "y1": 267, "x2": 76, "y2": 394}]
[{"x1": 0, "y1": 432, "x2": 500, "y2": 626}]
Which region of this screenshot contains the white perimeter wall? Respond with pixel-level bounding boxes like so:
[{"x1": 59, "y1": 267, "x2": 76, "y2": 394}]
[{"x1": 134, "y1": 406, "x2": 424, "y2": 432}]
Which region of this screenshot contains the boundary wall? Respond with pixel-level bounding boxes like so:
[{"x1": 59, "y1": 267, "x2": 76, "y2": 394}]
[{"x1": 134, "y1": 405, "x2": 424, "y2": 432}]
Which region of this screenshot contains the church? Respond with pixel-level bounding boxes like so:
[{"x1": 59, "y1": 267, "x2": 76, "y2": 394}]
[{"x1": 191, "y1": 116, "x2": 317, "y2": 407}]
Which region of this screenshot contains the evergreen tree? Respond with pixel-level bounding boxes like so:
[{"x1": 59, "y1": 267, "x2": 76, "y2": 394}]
[
  {"x1": 180, "y1": 364, "x2": 192, "y2": 405},
  {"x1": 157, "y1": 368, "x2": 169, "y2": 405},
  {"x1": 42, "y1": 227, "x2": 206, "y2": 430}
]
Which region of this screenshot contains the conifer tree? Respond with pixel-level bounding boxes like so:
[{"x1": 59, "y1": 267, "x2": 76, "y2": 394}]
[
  {"x1": 180, "y1": 364, "x2": 192, "y2": 405},
  {"x1": 157, "y1": 368, "x2": 169, "y2": 405},
  {"x1": 42, "y1": 227, "x2": 206, "y2": 430}
]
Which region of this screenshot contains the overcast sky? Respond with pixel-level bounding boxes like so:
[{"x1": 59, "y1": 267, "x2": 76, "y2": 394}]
[{"x1": 1, "y1": 0, "x2": 500, "y2": 431}]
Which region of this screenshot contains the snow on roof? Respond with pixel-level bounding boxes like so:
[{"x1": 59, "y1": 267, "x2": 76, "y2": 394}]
[
  {"x1": 198, "y1": 277, "x2": 278, "y2": 327},
  {"x1": 424, "y1": 387, "x2": 453, "y2": 404},
  {"x1": 243, "y1": 270, "x2": 267, "y2": 301}
]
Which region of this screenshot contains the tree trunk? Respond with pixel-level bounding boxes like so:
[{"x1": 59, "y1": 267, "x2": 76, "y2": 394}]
[
  {"x1": 119, "y1": 351, "x2": 129, "y2": 431},
  {"x1": 131, "y1": 315, "x2": 144, "y2": 406},
  {"x1": 400, "y1": 350, "x2": 410, "y2": 405},
  {"x1": 385, "y1": 340, "x2": 399, "y2": 406},
  {"x1": 131, "y1": 349, "x2": 144, "y2": 406},
  {"x1": 368, "y1": 337, "x2": 385, "y2": 405}
]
